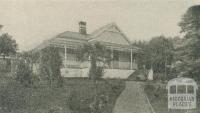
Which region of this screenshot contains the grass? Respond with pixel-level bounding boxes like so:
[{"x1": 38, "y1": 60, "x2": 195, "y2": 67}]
[
  {"x1": 0, "y1": 82, "x2": 71, "y2": 113},
  {"x1": 65, "y1": 78, "x2": 125, "y2": 113},
  {"x1": 0, "y1": 73, "x2": 125, "y2": 113}
]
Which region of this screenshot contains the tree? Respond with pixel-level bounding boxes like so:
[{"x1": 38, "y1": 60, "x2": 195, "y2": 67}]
[
  {"x1": 132, "y1": 40, "x2": 151, "y2": 70},
  {"x1": 148, "y1": 36, "x2": 174, "y2": 80},
  {"x1": 179, "y1": 5, "x2": 200, "y2": 59},
  {"x1": 179, "y1": 5, "x2": 200, "y2": 35},
  {"x1": 40, "y1": 46, "x2": 63, "y2": 87},
  {"x1": 78, "y1": 42, "x2": 111, "y2": 112},
  {"x1": 176, "y1": 5, "x2": 200, "y2": 80},
  {"x1": 132, "y1": 38, "x2": 175, "y2": 80},
  {"x1": 0, "y1": 33, "x2": 18, "y2": 58},
  {"x1": 79, "y1": 42, "x2": 111, "y2": 80}
]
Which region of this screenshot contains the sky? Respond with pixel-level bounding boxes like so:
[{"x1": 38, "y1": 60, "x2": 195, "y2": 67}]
[{"x1": 0, "y1": 0, "x2": 199, "y2": 51}]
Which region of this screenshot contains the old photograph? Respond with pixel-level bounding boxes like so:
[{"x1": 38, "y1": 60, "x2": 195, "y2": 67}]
[{"x1": 0, "y1": 0, "x2": 200, "y2": 113}]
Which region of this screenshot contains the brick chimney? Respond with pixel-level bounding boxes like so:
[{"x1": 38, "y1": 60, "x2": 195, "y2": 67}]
[{"x1": 79, "y1": 21, "x2": 87, "y2": 34}]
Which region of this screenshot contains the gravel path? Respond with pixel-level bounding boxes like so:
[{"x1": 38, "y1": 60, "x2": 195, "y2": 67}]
[{"x1": 113, "y1": 81, "x2": 153, "y2": 113}]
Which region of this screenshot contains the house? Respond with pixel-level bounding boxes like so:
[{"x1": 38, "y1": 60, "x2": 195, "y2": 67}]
[{"x1": 33, "y1": 21, "x2": 140, "y2": 79}]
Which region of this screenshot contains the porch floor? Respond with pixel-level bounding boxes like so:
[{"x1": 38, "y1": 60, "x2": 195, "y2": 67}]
[
  {"x1": 103, "y1": 69, "x2": 135, "y2": 79},
  {"x1": 61, "y1": 68, "x2": 135, "y2": 79}
]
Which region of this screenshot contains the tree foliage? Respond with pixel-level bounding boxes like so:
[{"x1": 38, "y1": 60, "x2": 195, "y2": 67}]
[
  {"x1": 134, "y1": 37, "x2": 174, "y2": 72},
  {"x1": 148, "y1": 36, "x2": 174, "y2": 73},
  {"x1": 0, "y1": 33, "x2": 17, "y2": 57},
  {"x1": 79, "y1": 42, "x2": 111, "y2": 80},
  {"x1": 176, "y1": 5, "x2": 200, "y2": 80},
  {"x1": 132, "y1": 41, "x2": 151, "y2": 70},
  {"x1": 40, "y1": 46, "x2": 63, "y2": 87},
  {"x1": 133, "y1": 36, "x2": 174, "y2": 80},
  {"x1": 179, "y1": 5, "x2": 200, "y2": 34}
]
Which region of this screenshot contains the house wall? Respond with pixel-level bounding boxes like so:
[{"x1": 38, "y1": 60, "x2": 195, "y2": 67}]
[{"x1": 119, "y1": 51, "x2": 130, "y2": 62}]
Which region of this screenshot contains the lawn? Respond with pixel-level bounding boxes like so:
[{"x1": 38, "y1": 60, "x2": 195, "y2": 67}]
[{"x1": 0, "y1": 73, "x2": 125, "y2": 113}]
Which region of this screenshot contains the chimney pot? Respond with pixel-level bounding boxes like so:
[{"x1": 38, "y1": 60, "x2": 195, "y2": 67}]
[{"x1": 79, "y1": 21, "x2": 87, "y2": 34}]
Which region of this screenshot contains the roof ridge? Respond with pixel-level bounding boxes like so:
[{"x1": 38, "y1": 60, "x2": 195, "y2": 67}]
[
  {"x1": 91, "y1": 22, "x2": 115, "y2": 35},
  {"x1": 89, "y1": 22, "x2": 132, "y2": 45}
]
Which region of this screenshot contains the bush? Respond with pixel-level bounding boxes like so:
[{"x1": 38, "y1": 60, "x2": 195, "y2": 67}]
[
  {"x1": 16, "y1": 60, "x2": 34, "y2": 87},
  {"x1": 68, "y1": 79, "x2": 125, "y2": 113},
  {"x1": 0, "y1": 78, "x2": 124, "y2": 113},
  {"x1": 39, "y1": 47, "x2": 63, "y2": 87}
]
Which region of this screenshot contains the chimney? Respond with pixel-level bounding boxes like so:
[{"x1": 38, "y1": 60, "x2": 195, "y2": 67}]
[{"x1": 79, "y1": 21, "x2": 87, "y2": 34}]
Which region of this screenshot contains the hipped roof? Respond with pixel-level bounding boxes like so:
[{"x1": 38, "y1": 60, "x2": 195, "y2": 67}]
[{"x1": 34, "y1": 22, "x2": 139, "y2": 51}]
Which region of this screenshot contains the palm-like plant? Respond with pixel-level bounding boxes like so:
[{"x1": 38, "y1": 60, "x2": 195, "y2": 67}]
[
  {"x1": 78, "y1": 42, "x2": 111, "y2": 80},
  {"x1": 78, "y1": 42, "x2": 111, "y2": 112},
  {"x1": 40, "y1": 46, "x2": 63, "y2": 87}
]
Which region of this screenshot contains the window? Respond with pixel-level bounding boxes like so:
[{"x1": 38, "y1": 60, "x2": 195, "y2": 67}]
[
  {"x1": 187, "y1": 85, "x2": 194, "y2": 94},
  {"x1": 177, "y1": 85, "x2": 186, "y2": 94},
  {"x1": 170, "y1": 85, "x2": 176, "y2": 94}
]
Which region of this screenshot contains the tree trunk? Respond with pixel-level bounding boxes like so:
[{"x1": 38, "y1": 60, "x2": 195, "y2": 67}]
[
  {"x1": 165, "y1": 55, "x2": 167, "y2": 81},
  {"x1": 89, "y1": 56, "x2": 97, "y2": 79}
]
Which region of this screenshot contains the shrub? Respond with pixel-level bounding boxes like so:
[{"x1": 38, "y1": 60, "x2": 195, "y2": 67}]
[
  {"x1": 68, "y1": 80, "x2": 125, "y2": 113},
  {"x1": 16, "y1": 60, "x2": 34, "y2": 87}
]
